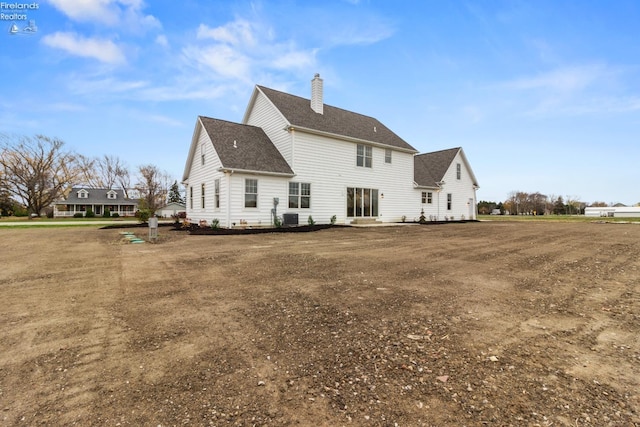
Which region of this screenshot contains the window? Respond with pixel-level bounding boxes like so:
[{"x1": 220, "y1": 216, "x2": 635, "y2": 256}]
[
  {"x1": 447, "y1": 193, "x2": 452, "y2": 210},
  {"x1": 201, "y1": 144, "x2": 205, "y2": 166},
  {"x1": 356, "y1": 144, "x2": 372, "y2": 168},
  {"x1": 422, "y1": 191, "x2": 433, "y2": 204},
  {"x1": 201, "y1": 183, "x2": 205, "y2": 208},
  {"x1": 189, "y1": 186, "x2": 193, "y2": 209},
  {"x1": 78, "y1": 190, "x2": 88, "y2": 199},
  {"x1": 245, "y1": 179, "x2": 258, "y2": 208},
  {"x1": 346, "y1": 187, "x2": 379, "y2": 217},
  {"x1": 107, "y1": 191, "x2": 117, "y2": 200},
  {"x1": 289, "y1": 182, "x2": 311, "y2": 209},
  {"x1": 456, "y1": 163, "x2": 461, "y2": 180},
  {"x1": 385, "y1": 149, "x2": 392, "y2": 164},
  {"x1": 214, "y1": 179, "x2": 220, "y2": 209}
]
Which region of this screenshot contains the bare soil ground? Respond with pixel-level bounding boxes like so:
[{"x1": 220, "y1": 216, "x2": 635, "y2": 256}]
[{"x1": 1, "y1": 222, "x2": 639, "y2": 426}]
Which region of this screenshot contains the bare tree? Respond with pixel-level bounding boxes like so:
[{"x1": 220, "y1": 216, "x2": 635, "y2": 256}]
[
  {"x1": 0, "y1": 134, "x2": 81, "y2": 216},
  {"x1": 135, "y1": 164, "x2": 170, "y2": 212},
  {"x1": 565, "y1": 195, "x2": 582, "y2": 215},
  {"x1": 77, "y1": 154, "x2": 131, "y2": 196}
]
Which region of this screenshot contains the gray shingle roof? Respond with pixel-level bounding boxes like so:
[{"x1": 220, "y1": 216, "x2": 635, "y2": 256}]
[
  {"x1": 414, "y1": 147, "x2": 460, "y2": 187},
  {"x1": 61, "y1": 188, "x2": 137, "y2": 205},
  {"x1": 257, "y1": 86, "x2": 417, "y2": 152},
  {"x1": 199, "y1": 116, "x2": 294, "y2": 175}
]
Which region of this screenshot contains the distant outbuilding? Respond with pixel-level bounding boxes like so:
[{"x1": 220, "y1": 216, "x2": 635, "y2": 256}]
[{"x1": 155, "y1": 202, "x2": 186, "y2": 218}]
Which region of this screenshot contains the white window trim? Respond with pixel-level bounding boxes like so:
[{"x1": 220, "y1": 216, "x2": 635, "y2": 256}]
[
  {"x1": 245, "y1": 178, "x2": 258, "y2": 208},
  {"x1": 356, "y1": 144, "x2": 372, "y2": 168},
  {"x1": 288, "y1": 182, "x2": 311, "y2": 209}
]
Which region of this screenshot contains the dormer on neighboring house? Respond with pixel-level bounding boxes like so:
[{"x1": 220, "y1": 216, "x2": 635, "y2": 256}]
[
  {"x1": 77, "y1": 189, "x2": 89, "y2": 199},
  {"x1": 107, "y1": 190, "x2": 118, "y2": 200}
]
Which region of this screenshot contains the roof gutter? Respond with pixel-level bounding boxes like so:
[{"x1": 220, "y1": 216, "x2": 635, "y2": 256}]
[
  {"x1": 285, "y1": 125, "x2": 418, "y2": 154},
  {"x1": 218, "y1": 167, "x2": 295, "y2": 178}
]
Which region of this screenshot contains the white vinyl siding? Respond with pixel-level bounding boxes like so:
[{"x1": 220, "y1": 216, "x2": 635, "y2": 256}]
[
  {"x1": 415, "y1": 151, "x2": 477, "y2": 220},
  {"x1": 290, "y1": 131, "x2": 415, "y2": 224},
  {"x1": 184, "y1": 121, "x2": 226, "y2": 223},
  {"x1": 244, "y1": 90, "x2": 293, "y2": 166}
]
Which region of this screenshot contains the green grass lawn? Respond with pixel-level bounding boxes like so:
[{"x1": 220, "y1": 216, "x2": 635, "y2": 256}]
[{"x1": 0, "y1": 216, "x2": 142, "y2": 228}]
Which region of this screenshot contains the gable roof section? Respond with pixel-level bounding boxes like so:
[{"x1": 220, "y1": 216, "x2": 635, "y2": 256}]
[
  {"x1": 199, "y1": 116, "x2": 294, "y2": 176},
  {"x1": 414, "y1": 147, "x2": 479, "y2": 188},
  {"x1": 252, "y1": 86, "x2": 417, "y2": 153},
  {"x1": 61, "y1": 188, "x2": 137, "y2": 205}
]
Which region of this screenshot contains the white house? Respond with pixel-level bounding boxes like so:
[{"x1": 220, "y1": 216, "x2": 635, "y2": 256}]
[
  {"x1": 182, "y1": 75, "x2": 479, "y2": 227},
  {"x1": 54, "y1": 188, "x2": 138, "y2": 217}
]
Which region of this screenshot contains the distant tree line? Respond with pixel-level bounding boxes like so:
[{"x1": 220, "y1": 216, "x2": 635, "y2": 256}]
[
  {"x1": 478, "y1": 191, "x2": 638, "y2": 216},
  {"x1": 0, "y1": 133, "x2": 182, "y2": 217}
]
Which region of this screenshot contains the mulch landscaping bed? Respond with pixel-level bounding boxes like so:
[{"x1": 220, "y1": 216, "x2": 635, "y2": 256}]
[{"x1": 187, "y1": 224, "x2": 338, "y2": 235}]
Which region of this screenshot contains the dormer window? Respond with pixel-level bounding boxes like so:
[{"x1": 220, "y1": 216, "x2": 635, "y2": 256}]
[
  {"x1": 107, "y1": 190, "x2": 117, "y2": 200},
  {"x1": 77, "y1": 189, "x2": 88, "y2": 199}
]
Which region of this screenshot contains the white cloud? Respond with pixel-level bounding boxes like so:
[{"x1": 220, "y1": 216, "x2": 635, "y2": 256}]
[
  {"x1": 155, "y1": 34, "x2": 168, "y2": 48},
  {"x1": 182, "y1": 18, "x2": 318, "y2": 85},
  {"x1": 505, "y1": 65, "x2": 606, "y2": 93},
  {"x1": 494, "y1": 64, "x2": 640, "y2": 117},
  {"x1": 182, "y1": 44, "x2": 252, "y2": 82},
  {"x1": 68, "y1": 77, "x2": 148, "y2": 95},
  {"x1": 197, "y1": 20, "x2": 256, "y2": 47},
  {"x1": 47, "y1": 0, "x2": 118, "y2": 25},
  {"x1": 270, "y1": 49, "x2": 317, "y2": 70},
  {"x1": 42, "y1": 32, "x2": 126, "y2": 64},
  {"x1": 47, "y1": 0, "x2": 160, "y2": 31}
]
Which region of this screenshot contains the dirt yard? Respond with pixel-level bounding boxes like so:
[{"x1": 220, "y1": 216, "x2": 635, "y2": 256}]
[{"x1": 1, "y1": 222, "x2": 639, "y2": 426}]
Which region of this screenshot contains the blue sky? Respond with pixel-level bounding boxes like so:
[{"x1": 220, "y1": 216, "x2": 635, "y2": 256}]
[{"x1": 2, "y1": 0, "x2": 639, "y2": 205}]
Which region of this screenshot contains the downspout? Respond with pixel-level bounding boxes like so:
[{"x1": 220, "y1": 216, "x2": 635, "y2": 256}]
[
  {"x1": 225, "y1": 170, "x2": 233, "y2": 228},
  {"x1": 473, "y1": 185, "x2": 479, "y2": 220}
]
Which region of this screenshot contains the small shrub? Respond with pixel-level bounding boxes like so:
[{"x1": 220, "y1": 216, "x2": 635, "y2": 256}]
[
  {"x1": 419, "y1": 209, "x2": 427, "y2": 224},
  {"x1": 85, "y1": 208, "x2": 95, "y2": 218},
  {"x1": 307, "y1": 215, "x2": 315, "y2": 226},
  {"x1": 211, "y1": 218, "x2": 220, "y2": 229},
  {"x1": 273, "y1": 215, "x2": 282, "y2": 228},
  {"x1": 330, "y1": 215, "x2": 337, "y2": 225},
  {"x1": 401, "y1": 215, "x2": 407, "y2": 223},
  {"x1": 135, "y1": 209, "x2": 151, "y2": 223},
  {"x1": 111, "y1": 212, "x2": 120, "y2": 218},
  {"x1": 46, "y1": 210, "x2": 54, "y2": 219},
  {"x1": 73, "y1": 212, "x2": 84, "y2": 218},
  {"x1": 103, "y1": 209, "x2": 111, "y2": 218}
]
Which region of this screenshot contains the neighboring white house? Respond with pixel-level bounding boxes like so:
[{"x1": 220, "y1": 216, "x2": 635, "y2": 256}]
[
  {"x1": 54, "y1": 188, "x2": 138, "y2": 217},
  {"x1": 182, "y1": 74, "x2": 479, "y2": 227}
]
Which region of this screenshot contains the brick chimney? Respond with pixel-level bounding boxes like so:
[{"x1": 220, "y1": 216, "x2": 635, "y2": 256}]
[{"x1": 311, "y1": 73, "x2": 323, "y2": 114}]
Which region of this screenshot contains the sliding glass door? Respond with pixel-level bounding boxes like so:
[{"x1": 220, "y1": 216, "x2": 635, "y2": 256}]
[{"x1": 347, "y1": 187, "x2": 379, "y2": 217}]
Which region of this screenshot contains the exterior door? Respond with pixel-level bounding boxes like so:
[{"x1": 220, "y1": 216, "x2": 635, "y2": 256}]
[{"x1": 346, "y1": 187, "x2": 379, "y2": 217}]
